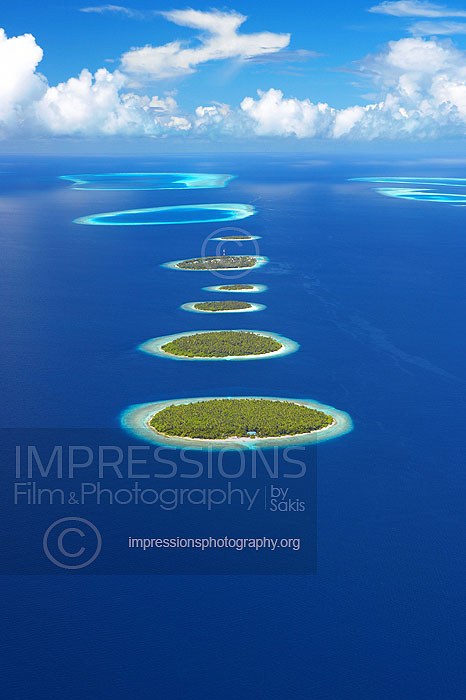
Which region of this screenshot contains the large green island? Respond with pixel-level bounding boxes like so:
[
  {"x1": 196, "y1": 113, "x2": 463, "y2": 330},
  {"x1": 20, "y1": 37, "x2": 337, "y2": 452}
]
[
  {"x1": 161, "y1": 330, "x2": 281, "y2": 357},
  {"x1": 149, "y1": 398, "x2": 334, "y2": 440},
  {"x1": 121, "y1": 396, "x2": 353, "y2": 449}
]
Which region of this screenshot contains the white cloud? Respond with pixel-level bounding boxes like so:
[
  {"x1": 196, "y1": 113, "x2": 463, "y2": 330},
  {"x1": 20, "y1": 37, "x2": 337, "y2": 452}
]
[
  {"x1": 0, "y1": 29, "x2": 193, "y2": 138},
  {"x1": 120, "y1": 9, "x2": 290, "y2": 81},
  {"x1": 33, "y1": 69, "x2": 194, "y2": 136},
  {"x1": 410, "y1": 19, "x2": 466, "y2": 33},
  {"x1": 0, "y1": 28, "x2": 47, "y2": 132},
  {"x1": 229, "y1": 37, "x2": 466, "y2": 139},
  {"x1": 4, "y1": 25, "x2": 466, "y2": 141},
  {"x1": 239, "y1": 89, "x2": 332, "y2": 138},
  {"x1": 80, "y1": 5, "x2": 140, "y2": 18},
  {"x1": 369, "y1": 1, "x2": 466, "y2": 17}
]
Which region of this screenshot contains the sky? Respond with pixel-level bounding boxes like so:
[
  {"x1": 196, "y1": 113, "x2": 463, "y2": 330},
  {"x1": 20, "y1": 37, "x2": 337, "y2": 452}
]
[{"x1": 3, "y1": 1, "x2": 466, "y2": 149}]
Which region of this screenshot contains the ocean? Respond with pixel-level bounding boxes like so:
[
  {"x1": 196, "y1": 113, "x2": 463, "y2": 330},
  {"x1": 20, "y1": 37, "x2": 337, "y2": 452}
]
[{"x1": 1, "y1": 153, "x2": 465, "y2": 698}]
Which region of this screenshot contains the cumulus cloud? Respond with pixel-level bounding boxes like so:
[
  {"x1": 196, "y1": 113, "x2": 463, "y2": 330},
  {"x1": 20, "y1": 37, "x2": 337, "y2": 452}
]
[
  {"x1": 369, "y1": 1, "x2": 466, "y2": 17},
  {"x1": 230, "y1": 37, "x2": 466, "y2": 139},
  {"x1": 0, "y1": 29, "x2": 195, "y2": 138},
  {"x1": 4, "y1": 25, "x2": 466, "y2": 140},
  {"x1": 120, "y1": 9, "x2": 290, "y2": 81},
  {"x1": 0, "y1": 28, "x2": 47, "y2": 131}
]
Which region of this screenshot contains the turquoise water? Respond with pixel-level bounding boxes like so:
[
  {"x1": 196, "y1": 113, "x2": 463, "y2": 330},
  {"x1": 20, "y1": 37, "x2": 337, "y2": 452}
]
[
  {"x1": 350, "y1": 176, "x2": 466, "y2": 202},
  {"x1": 61, "y1": 172, "x2": 234, "y2": 190},
  {"x1": 74, "y1": 202, "x2": 256, "y2": 225}
]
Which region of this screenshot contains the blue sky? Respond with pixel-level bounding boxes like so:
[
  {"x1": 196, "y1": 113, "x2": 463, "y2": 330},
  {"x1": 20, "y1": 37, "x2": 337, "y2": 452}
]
[{"x1": 3, "y1": 1, "x2": 466, "y2": 147}]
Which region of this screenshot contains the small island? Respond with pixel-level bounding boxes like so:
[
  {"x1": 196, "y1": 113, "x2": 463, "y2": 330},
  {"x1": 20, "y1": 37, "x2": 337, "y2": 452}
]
[
  {"x1": 219, "y1": 284, "x2": 255, "y2": 290},
  {"x1": 193, "y1": 301, "x2": 252, "y2": 312},
  {"x1": 203, "y1": 283, "x2": 268, "y2": 293},
  {"x1": 149, "y1": 398, "x2": 334, "y2": 440},
  {"x1": 217, "y1": 235, "x2": 252, "y2": 240},
  {"x1": 176, "y1": 255, "x2": 258, "y2": 270},
  {"x1": 181, "y1": 300, "x2": 265, "y2": 314},
  {"x1": 161, "y1": 330, "x2": 282, "y2": 357}
]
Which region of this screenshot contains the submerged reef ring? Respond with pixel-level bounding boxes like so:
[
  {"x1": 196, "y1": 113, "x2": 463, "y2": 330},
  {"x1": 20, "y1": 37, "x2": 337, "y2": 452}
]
[
  {"x1": 162, "y1": 256, "x2": 268, "y2": 272},
  {"x1": 121, "y1": 396, "x2": 353, "y2": 451},
  {"x1": 203, "y1": 284, "x2": 268, "y2": 293},
  {"x1": 375, "y1": 188, "x2": 466, "y2": 203},
  {"x1": 138, "y1": 329, "x2": 299, "y2": 361},
  {"x1": 74, "y1": 203, "x2": 256, "y2": 226},
  {"x1": 181, "y1": 301, "x2": 266, "y2": 314},
  {"x1": 60, "y1": 172, "x2": 234, "y2": 190},
  {"x1": 349, "y1": 177, "x2": 466, "y2": 203},
  {"x1": 350, "y1": 177, "x2": 466, "y2": 186}
]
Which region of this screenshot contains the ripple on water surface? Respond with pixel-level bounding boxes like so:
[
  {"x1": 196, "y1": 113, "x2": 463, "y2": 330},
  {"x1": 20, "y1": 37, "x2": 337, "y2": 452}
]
[
  {"x1": 61, "y1": 172, "x2": 234, "y2": 190},
  {"x1": 74, "y1": 203, "x2": 256, "y2": 226}
]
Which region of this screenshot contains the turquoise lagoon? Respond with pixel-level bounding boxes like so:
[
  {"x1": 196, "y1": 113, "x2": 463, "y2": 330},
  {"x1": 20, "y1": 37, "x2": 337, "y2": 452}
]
[
  {"x1": 61, "y1": 172, "x2": 234, "y2": 190},
  {"x1": 350, "y1": 176, "x2": 466, "y2": 203},
  {"x1": 74, "y1": 203, "x2": 255, "y2": 226}
]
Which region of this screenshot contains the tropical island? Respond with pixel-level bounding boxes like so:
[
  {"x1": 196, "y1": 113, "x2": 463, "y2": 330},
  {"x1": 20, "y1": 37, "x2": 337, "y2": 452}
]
[
  {"x1": 193, "y1": 301, "x2": 252, "y2": 312},
  {"x1": 121, "y1": 396, "x2": 353, "y2": 449},
  {"x1": 161, "y1": 330, "x2": 282, "y2": 357},
  {"x1": 219, "y1": 284, "x2": 255, "y2": 290},
  {"x1": 176, "y1": 255, "x2": 259, "y2": 270},
  {"x1": 148, "y1": 398, "x2": 334, "y2": 440},
  {"x1": 217, "y1": 235, "x2": 253, "y2": 240},
  {"x1": 203, "y1": 283, "x2": 268, "y2": 293}
]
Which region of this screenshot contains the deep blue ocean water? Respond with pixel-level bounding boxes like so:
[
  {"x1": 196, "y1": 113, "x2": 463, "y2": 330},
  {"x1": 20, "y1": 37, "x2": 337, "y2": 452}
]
[{"x1": 1, "y1": 154, "x2": 465, "y2": 698}]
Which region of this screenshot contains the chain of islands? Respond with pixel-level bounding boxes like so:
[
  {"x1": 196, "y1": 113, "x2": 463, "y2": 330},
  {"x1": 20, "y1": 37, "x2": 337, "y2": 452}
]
[
  {"x1": 121, "y1": 396, "x2": 353, "y2": 450},
  {"x1": 138, "y1": 329, "x2": 299, "y2": 361}
]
